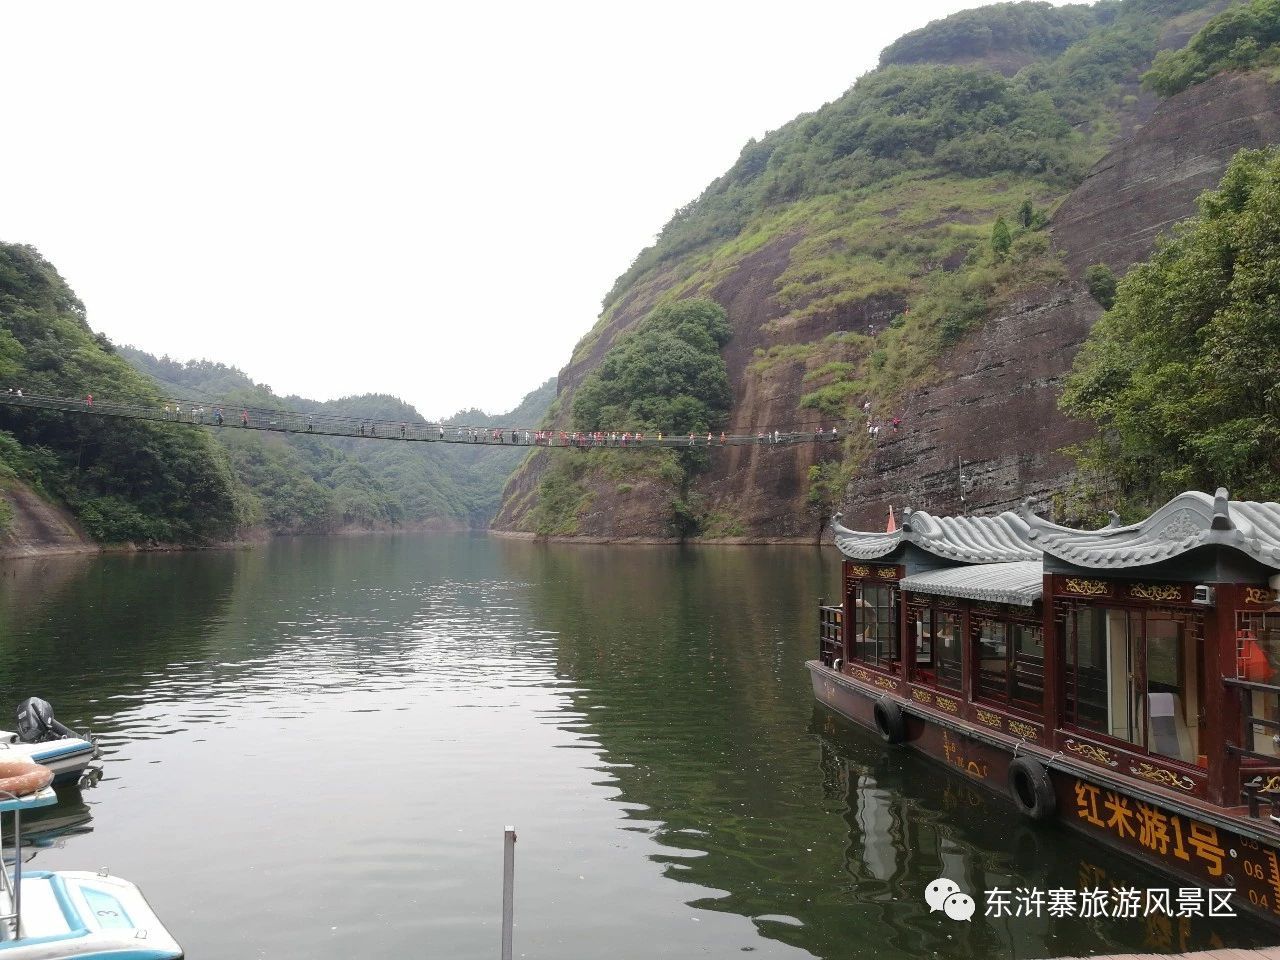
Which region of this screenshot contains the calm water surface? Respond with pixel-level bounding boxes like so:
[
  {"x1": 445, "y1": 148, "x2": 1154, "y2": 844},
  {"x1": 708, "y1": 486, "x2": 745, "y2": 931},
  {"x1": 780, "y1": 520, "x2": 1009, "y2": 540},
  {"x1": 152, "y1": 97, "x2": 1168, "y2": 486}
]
[{"x1": 0, "y1": 535, "x2": 1274, "y2": 959}]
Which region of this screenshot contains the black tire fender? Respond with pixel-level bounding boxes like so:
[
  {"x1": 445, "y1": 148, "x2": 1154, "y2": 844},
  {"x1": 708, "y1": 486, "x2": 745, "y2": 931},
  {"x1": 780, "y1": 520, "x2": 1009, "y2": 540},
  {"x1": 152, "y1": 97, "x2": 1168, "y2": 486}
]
[
  {"x1": 1008, "y1": 756, "x2": 1056, "y2": 820},
  {"x1": 872, "y1": 697, "x2": 906, "y2": 745}
]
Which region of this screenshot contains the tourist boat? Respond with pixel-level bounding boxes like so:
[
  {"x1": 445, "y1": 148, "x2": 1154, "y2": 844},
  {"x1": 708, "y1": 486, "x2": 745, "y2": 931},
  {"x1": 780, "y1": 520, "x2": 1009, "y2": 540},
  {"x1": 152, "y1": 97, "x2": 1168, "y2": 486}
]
[
  {"x1": 0, "y1": 700, "x2": 98, "y2": 787},
  {"x1": 808, "y1": 488, "x2": 1280, "y2": 921},
  {"x1": 0, "y1": 765, "x2": 182, "y2": 959}
]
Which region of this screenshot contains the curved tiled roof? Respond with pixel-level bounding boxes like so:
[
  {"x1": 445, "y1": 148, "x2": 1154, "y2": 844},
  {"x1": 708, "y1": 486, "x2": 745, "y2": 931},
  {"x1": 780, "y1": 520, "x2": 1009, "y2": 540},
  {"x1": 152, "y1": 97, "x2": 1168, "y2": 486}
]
[
  {"x1": 1019, "y1": 488, "x2": 1280, "y2": 571},
  {"x1": 830, "y1": 521, "x2": 903, "y2": 560},
  {"x1": 830, "y1": 509, "x2": 1040, "y2": 564},
  {"x1": 900, "y1": 560, "x2": 1044, "y2": 607}
]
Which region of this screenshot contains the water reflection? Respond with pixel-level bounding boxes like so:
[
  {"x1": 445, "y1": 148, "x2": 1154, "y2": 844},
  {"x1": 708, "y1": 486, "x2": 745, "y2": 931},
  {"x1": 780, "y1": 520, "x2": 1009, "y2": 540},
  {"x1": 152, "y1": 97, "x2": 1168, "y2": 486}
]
[
  {"x1": 0, "y1": 537, "x2": 1274, "y2": 959},
  {"x1": 513, "y1": 540, "x2": 1277, "y2": 959}
]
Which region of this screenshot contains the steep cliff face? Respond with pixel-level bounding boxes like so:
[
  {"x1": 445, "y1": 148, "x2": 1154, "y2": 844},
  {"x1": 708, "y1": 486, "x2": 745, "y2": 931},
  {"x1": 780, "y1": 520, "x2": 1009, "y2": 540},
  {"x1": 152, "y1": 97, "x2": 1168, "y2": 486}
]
[
  {"x1": 494, "y1": 1, "x2": 1273, "y2": 541},
  {"x1": 850, "y1": 71, "x2": 1280, "y2": 526}
]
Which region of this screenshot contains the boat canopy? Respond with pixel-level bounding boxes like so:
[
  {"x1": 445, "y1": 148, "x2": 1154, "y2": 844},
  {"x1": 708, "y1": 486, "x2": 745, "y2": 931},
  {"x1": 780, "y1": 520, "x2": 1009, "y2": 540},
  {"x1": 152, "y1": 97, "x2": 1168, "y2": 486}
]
[
  {"x1": 898, "y1": 560, "x2": 1044, "y2": 607},
  {"x1": 1019, "y1": 487, "x2": 1280, "y2": 571},
  {"x1": 831, "y1": 509, "x2": 1039, "y2": 564}
]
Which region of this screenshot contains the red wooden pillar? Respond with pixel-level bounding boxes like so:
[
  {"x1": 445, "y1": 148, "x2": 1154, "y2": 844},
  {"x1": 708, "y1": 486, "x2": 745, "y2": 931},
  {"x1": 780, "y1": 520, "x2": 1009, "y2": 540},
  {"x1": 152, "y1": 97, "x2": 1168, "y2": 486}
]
[
  {"x1": 899, "y1": 577, "x2": 913, "y2": 682},
  {"x1": 1041, "y1": 573, "x2": 1064, "y2": 751},
  {"x1": 840, "y1": 561, "x2": 853, "y2": 670},
  {"x1": 1209, "y1": 582, "x2": 1242, "y2": 807}
]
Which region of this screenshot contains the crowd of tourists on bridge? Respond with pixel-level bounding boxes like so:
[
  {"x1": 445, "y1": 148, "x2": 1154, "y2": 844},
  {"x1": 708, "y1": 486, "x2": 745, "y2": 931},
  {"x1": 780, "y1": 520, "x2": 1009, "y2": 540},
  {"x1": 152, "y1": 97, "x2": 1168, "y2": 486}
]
[{"x1": 0, "y1": 387, "x2": 876, "y2": 447}]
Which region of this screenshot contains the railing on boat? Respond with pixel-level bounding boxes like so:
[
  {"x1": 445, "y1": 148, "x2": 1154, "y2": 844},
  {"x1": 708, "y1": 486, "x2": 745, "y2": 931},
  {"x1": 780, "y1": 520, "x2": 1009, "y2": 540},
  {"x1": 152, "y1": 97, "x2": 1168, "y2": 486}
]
[
  {"x1": 1225, "y1": 676, "x2": 1280, "y2": 820},
  {"x1": 818, "y1": 601, "x2": 842, "y2": 667}
]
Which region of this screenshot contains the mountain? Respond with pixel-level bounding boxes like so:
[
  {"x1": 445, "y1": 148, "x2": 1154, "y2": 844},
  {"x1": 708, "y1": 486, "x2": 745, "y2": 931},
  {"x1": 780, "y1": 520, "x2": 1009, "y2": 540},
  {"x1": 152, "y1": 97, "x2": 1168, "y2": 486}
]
[
  {"x1": 493, "y1": 0, "x2": 1280, "y2": 540},
  {"x1": 0, "y1": 244, "x2": 246, "y2": 547},
  {"x1": 120, "y1": 346, "x2": 555, "y2": 534}
]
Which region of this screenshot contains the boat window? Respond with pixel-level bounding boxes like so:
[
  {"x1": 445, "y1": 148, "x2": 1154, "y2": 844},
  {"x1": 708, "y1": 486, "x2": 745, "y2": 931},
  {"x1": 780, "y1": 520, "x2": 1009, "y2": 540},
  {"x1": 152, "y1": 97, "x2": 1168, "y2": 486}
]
[
  {"x1": 974, "y1": 618, "x2": 1008, "y2": 702},
  {"x1": 1236, "y1": 611, "x2": 1280, "y2": 759},
  {"x1": 934, "y1": 610, "x2": 962, "y2": 692},
  {"x1": 1063, "y1": 606, "x2": 1117, "y2": 734},
  {"x1": 1010, "y1": 623, "x2": 1044, "y2": 707},
  {"x1": 973, "y1": 616, "x2": 1043, "y2": 709},
  {"x1": 850, "y1": 582, "x2": 898, "y2": 670},
  {"x1": 1063, "y1": 605, "x2": 1202, "y2": 764}
]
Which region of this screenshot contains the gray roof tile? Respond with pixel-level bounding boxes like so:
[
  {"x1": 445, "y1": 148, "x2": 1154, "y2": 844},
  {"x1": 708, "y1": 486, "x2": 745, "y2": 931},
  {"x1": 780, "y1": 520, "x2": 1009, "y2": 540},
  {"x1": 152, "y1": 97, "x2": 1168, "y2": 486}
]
[
  {"x1": 900, "y1": 560, "x2": 1044, "y2": 607},
  {"x1": 831, "y1": 509, "x2": 1039, "y2": 564},
  {"x1": 1019, "y1": 487, "x2": 1280, "y2": 571}
]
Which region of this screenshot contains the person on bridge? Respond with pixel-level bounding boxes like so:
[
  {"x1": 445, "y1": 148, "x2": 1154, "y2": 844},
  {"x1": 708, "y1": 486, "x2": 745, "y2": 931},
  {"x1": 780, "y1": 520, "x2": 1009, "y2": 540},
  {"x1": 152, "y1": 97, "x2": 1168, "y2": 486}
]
[
  {"x1": 215, "y1": 407, "x2": 224, "y2": 426},
  {"x1": 85, "y1": 394, "x2": 93, "y2": 407},
  {"x1": 241, "y1": 409, "x2": 249, "y2": 427},
  {"x1": 308, "y1": 415, "x2": 315, "y2": 432},
  {"x1": 401, "y1": 422, "x2": 407, "y2": 438}
]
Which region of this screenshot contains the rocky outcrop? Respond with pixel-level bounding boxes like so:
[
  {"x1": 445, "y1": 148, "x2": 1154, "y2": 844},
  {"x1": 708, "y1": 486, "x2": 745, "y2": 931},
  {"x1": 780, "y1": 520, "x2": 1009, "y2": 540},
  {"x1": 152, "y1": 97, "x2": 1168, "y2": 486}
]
[
  {"x1": 495, "y1": 70, "x2": 1280, "y2": 540},
  {"x1": 847, "y1": 71, "x2": 1280, "y2": 527},
  {"x1": 0, "y1": 480, "x2": 96, "y2": 559}
]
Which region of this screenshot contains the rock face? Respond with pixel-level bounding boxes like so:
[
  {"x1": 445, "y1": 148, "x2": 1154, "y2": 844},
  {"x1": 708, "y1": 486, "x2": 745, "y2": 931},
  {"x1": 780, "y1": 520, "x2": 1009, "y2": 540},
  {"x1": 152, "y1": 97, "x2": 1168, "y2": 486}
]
[
  {"x1": 852, "y1": 71, "x2": 1280, "y2": 527},
  {"x1": 494, "y1": 70, "x2": 1280, "y2": 540},
  {"x1": 0, "y1": 480, "x2": 96, "y2": 559}
]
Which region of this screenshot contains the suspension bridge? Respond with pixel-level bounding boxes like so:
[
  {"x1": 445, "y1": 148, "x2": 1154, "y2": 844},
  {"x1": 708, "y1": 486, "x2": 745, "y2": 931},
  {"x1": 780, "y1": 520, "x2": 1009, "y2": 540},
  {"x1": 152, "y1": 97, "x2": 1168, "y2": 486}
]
[{"x1": 0, "y1": 390, "x2": 847, "y2": 449}]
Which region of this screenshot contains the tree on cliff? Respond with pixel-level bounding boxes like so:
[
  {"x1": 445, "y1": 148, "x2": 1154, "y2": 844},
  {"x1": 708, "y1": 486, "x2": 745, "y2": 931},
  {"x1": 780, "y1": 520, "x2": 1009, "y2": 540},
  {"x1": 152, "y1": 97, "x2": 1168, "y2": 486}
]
[
  {"x1": 571, "y1": 298, "x2": 731, "y2": 436},
  {"x1": 1143, "y1": 0, "x2": 1280, "y2": 97},
  {"x1": 0, "y1": 243, "x2": 249, "y2": 543},
  {"x1": 1061, "y1": 147, "x2": 1280, "y2": 507}
]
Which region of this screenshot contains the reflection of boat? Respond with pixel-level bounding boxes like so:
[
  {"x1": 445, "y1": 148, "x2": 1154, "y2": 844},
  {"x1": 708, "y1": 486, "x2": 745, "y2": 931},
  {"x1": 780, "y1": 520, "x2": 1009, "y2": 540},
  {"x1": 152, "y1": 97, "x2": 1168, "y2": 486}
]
[
  {"x1": 0, "y1": 779, "x2": 181, "y2": 958},
  {"x1": 810, "y1": 489, "x2": 1280, "y2": 924},
  {"x1": 4, "y1": 790, "x2": 92, "y2": 857},
  {"x1": 0, "y1": 700, "x2": 98, "y2": 787}
]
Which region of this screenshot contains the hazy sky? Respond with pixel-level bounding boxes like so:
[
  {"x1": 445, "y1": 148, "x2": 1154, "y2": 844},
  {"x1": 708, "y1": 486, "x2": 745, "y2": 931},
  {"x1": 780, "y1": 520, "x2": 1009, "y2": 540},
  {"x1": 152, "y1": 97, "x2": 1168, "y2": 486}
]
[{"x1": 1, "y1": 1, "x2": 1077, "y2": 418}]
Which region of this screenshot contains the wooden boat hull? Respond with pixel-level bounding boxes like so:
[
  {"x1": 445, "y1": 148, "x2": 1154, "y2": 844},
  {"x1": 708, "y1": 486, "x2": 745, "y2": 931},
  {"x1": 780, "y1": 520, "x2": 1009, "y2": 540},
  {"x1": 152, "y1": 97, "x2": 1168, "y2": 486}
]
[{"x1": 808, "y1": 658, "x2": 1280, "y2": 923}]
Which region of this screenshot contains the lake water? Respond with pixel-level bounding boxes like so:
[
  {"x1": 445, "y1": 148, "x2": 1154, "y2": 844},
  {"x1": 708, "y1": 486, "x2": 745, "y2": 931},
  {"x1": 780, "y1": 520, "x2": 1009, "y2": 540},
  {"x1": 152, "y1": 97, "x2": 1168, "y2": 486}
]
[{"x1": 0, "y1": 534, "x2": 1274, "y2": 959}]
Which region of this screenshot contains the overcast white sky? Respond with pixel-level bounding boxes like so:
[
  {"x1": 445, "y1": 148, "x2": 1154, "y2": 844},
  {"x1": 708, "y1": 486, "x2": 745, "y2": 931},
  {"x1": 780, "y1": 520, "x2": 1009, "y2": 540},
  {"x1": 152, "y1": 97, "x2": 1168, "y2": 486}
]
[{"x1": 0, "y1": 1, "x2": 1079, "y2": 418}]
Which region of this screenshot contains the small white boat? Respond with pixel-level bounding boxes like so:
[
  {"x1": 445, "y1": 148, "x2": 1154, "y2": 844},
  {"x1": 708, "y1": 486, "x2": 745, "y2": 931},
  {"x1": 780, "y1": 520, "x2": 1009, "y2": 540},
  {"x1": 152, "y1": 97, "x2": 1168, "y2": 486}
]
[
  {"x1": 0, "y1": 771, "x2": 182, "y2": 959},
  {"x1": 0, "y1": 701, "x2": 98, "y2": 787}
]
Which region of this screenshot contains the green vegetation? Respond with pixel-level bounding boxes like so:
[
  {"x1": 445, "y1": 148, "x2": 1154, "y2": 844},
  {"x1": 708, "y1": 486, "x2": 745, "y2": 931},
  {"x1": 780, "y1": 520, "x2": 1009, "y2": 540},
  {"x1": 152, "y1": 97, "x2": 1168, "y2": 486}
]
[
  {"x1": 1061, "y1": 147, "x2": 1280, "y2": 513},
  {"x1": 498, "y1": 0, "x2": 1234, "y2": 538},
  {"x1": 123, "y1": 347, "x2": 556, "y2": 533},
  {"x1": 1085, "y1": 263, "x2": 1118, "y2": 309},
  {"x1": 880, "y1": 2, "x2": 1103, "y2": 67},
  {"x1": 0, "y1": 245, "x2": 247, "y2": 544},
  {"x1": 571, "y1": 299, "x2": 731, "y2": 435},
  {"x1": 525, "y1": 299, "x2": 734, "y2": 541},
  {"x1": 1144, "y1": 0, "x2": 1280, "y2": 97}
]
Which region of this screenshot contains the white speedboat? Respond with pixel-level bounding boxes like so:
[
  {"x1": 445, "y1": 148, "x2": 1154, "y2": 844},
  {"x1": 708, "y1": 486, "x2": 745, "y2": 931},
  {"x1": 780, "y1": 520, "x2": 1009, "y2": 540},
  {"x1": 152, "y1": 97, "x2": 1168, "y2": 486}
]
[
  {"x1": 0, "y1": 765, "x2": 182, "y2": 959},
  {"x1": 0, "y1": 700, "x2": 98, "y2": 787}
]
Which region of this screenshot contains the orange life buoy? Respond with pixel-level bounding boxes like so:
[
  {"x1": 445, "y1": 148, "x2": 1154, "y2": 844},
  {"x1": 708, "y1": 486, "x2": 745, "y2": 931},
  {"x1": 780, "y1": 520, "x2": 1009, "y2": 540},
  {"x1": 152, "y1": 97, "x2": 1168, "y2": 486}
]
[{"x1": 0, "y1": 760, "x2": 53, "y2": 797}]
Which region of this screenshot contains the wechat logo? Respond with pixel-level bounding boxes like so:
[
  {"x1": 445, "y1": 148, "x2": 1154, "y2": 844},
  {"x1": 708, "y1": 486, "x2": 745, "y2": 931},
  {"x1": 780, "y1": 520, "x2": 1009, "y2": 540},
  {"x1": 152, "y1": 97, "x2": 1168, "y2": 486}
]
[{"x1": 925, "y1": 877, "x2": 976, "y2": 921}]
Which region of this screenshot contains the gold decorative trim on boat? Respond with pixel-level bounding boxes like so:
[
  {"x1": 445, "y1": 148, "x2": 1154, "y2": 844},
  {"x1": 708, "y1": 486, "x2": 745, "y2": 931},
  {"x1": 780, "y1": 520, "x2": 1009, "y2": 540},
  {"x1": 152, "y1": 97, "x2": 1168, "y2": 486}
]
[
  {"x1": 872, "y1": 675, "x2": 899, "y2": 691},
  {"x1": 912, "y1": 689, "x2": 933, "y2": 705},
  {"x1": 1253, "y1": 775, "x2": 1280, "y2": 794},
  {"x1": 1065, "y1": 738, "x2": 1118, "y2": 767},
  {"x1": 1008, "y1": 720, "x2": 1040, "y2": 741},
  {"x1": 1245, "y1": 586, "x2": 1280, "y2": 606},
  {"x1": 974, "y1": 708, "x2": 1003, "y2": 729},
  {"x1": 1129, "y1": 583, "x2": 1183, "y2": 602},
  {"x1": 934, "y1": 695, "x2": 960, "y2": 714},
  {"x1": 1063, "y1": 578, "x2": 1111, "y2": 597},
  {"x1": 1129, "y1": 761, "x2": 1195, "y2": 791}
]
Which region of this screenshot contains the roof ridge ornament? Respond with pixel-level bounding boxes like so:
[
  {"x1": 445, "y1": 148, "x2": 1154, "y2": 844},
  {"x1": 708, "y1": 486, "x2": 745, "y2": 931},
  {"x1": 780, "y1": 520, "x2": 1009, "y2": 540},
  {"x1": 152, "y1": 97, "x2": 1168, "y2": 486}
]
[{"x1": 1212, "y1": 487, "x2": 1234, "y2": 531}]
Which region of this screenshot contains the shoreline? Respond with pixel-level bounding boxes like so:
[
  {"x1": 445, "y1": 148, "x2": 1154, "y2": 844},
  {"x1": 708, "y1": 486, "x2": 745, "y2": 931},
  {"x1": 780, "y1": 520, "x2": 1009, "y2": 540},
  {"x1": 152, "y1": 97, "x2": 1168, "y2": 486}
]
[
  {"x1": 0, "y1": 525, "x2": 825, "y2": 561},
  {"x1": 486, "y1": 529, "x2": 824, "y2": 546}
]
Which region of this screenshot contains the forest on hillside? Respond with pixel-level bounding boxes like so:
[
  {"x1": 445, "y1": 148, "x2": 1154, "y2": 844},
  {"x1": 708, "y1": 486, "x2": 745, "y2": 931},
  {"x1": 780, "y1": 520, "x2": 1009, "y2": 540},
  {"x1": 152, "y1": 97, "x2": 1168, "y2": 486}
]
[
  {"x1": 0, "y1": 242, "x2": 554, "y2": 545},
  {"x1": 499, "y1": 0, "x2": 1280, "y2": 537}
]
